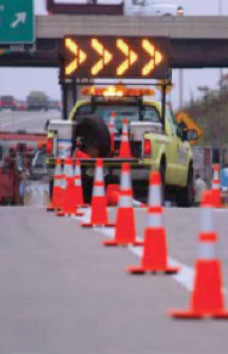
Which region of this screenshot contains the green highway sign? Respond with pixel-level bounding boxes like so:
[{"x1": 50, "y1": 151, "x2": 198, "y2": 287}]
[{"x1": 0, "y1": 0, "x2": 35, "y2": 44}]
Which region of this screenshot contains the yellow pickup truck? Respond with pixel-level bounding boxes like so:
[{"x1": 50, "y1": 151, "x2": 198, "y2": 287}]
[{"x1": 46, "y1": 85, "x2": 197, "y2": 206}]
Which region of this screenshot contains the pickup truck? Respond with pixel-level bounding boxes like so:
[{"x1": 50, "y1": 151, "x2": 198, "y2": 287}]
[{"x1": 46, "y1": 85, "x2": 196, "y2": 206}]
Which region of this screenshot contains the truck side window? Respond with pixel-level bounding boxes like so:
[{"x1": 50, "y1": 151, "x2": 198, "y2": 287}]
[
  {"x1": 166, "y1": 107, "x2": 176, "y2": 135},
  {"x1": 76, "y1": 105, "x2": 92, "y2": 116},
  {"x1": 143, "y1": 106, "x2": 160, "y2": 123}
]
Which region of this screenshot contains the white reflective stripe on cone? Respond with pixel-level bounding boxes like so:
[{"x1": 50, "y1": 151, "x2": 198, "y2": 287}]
[
  {"x1": 148, "y1": 185, "x2": 161, "y2": 207},
  {"x1": 121, "y1": 172, "x2": 131, "y2": 190},
  {"x1": 213, "y1": 170, "x2": 219, "y2": 180},
  {"x1": 64, "y1": 165, "x2": 73, "y2": 177},
  {"x1": 94, "y1": 167, "x2": 104, "y2": 182},
  {"x1": 147, "y1": 212, "x2": 163, "y2": 228},
  {"x1": 122, "y1": 124, "x2": 128, "y2": 133},
  {"x1": 121, "y1": 134, "x2": 128, "y2": 142},
  {"x1": 119, "y1": 195, "x2": 132, "y2": 208},
  {"x1": 93, "y1": 185, "x2": 105, "y2": 197},
  {"x1": 55, "y1": 165, "x2": 62, "y2": 176},
  {"x1": 212, "y1": 182, "x2": 220, "y2": 189},
  {"x1": 54, "y1": 178, "x2": 61, "y2": 187},
  {"x1": 75, "y1": 178, "x2": 82, "y2": 186},
  {"x1": 108, "y1": 123, "x2": 114, "y2": 131},
  {"x1": 198, "y1": 242, "x2": 216, "y2": 260},
  {"x1": 201, "y1": 207, "x2": 214, "y2": 232},
  {"x1": 75, "y1": 164, "x2": 81, "y2": 178},
  {"x1": 61, "y1": 178, "x2": 66, "y2": 189},
  {"x1": 110, "y1": 115, "x2": 115, "y2": 125}
]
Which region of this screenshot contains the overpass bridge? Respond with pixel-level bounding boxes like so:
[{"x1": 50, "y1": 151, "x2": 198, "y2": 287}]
[{"x1": 1, "y1": 15, "x2": 228, "y2": 69}]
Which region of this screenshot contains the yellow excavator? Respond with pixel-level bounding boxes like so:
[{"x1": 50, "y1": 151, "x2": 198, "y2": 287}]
[{"x1": 176, "y1": 111, "x2": 203, "y2": 146}]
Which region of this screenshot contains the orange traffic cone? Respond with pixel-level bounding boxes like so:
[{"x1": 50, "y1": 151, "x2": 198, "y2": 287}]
[
  {"x1": 127, "y1": 171, "x2": 179, "y2": 273},
  {"x1": 103, "y1": 163, "x2": 142, "y2": 246},
  {"x1": 212, "y1": 164, "x2": 222, "y2": 208},
  {"x1": 106, "y1": 184, "x2": 146, "y2": 208},
  {"x1": 73, "y1": 159, "x2": 88, "y2": 209},
  {"x1": 170, "y1": 190, "x2": 228, "y2": 318},
  {"x1": 46, "y1": 158, "x2": 63, "y2": 211},
  {"x1": 57, "y1": 158, "x2": 83, "y2": 217},
  {"x1": 119, "y1": 118, "x2": 132, "y2": 158},
  {"x1": 106, "y1": 184, "x2": 120, "y2": 206},
  {"x1": 108, "y1": 111, "x2": 116, "y2": 154},
  {"x1": 82, "y1": 158, "x2": 114, "y2": 227}
]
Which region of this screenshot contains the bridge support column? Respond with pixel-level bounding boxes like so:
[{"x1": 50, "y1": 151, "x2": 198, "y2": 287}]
[
  {"x1": 60, "y1": 78, "x2": 77, "y2": 120},
  {"x1": 60, "y1": 78, "x2": 93, "y2": 120}
]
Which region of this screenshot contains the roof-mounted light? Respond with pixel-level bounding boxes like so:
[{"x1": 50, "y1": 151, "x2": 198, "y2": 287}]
[{"x1": 80, "y1": 85, "x2": 155, "y2": 97}]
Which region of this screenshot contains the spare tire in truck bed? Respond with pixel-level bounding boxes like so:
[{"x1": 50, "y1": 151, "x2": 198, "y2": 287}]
[{"x1": 71, "y1": 114, "x2": 111, "y2": 157}]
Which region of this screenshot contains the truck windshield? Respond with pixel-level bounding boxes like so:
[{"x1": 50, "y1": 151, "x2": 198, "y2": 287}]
[{"x1": 75, "y1": 103, "x2": 160, "y2": 130}]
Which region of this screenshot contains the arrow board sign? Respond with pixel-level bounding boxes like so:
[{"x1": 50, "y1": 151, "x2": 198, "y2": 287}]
[
  {"x1": 62, "y1": 36, "x2": 171, "y2": 80},
  {"x1": 0, "y1": 0, "x2": 35, "y2": 44}
]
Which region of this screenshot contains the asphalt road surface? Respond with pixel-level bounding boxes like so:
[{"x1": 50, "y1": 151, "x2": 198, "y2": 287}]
[
  {"x1": 0, "y1": 110, "x2": 61, "y2": 133},
  {"x1": 0, "y1": 206, "x2": 228, "y2": 354}
]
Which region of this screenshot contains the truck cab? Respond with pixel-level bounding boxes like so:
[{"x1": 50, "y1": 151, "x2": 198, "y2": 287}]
[{"x1": 46, "y1": 85, "x2": 195, "y2": 205}]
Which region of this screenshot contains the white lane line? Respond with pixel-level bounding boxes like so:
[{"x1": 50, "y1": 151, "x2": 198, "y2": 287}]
[
  {"x1": 73, "y1": 208, "x2": 194, "y2": 292},
  {"x1": 129, "y1": 246, "x2": 194, "y2": 291},
  {"x1": 1, "y1": 117, "x2": 37, "y2": 128},
  {"x1": 0, "y1": 115, "x2": 48, "y2": 128},
  {"x1": 72, "y1": 207, "x2": 228, "y2": 294}
]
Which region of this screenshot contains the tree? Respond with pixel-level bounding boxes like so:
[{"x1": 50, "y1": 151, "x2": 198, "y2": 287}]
[{"x1": 181, "y1": 79, "x2": 228, "y2": 147}]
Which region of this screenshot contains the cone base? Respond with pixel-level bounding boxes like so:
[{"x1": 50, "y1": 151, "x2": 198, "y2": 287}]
[
  {"x1": 56, "y1": 211, "x2": 84, "y2": 217},
  {"x1": 74, "y1": 211, "x2": 84, "y2": 216},
  {"x1": 46, "y1": 204, "x2": 55, "y2": 212},
  {"x1": 103, "y1": 239, "x2": 143, "y2": 247},
  {"x1": 82, "y1": 223, "x2": 115, "y2": 228},
  {"x1": 133, "y1": 240, "x2": 144, "y2": 246},
  {"x1": 170, "y1": 309, "x2": 228, "y2": 319},
  {"x1": 80, "y1": 204, "x2": 89, "y2": 209},
  {"x1": 127, "y1": 265, "x2": 180, "y2": 274},
  {"x1": 56, "y1": 211, "x2": 64, "y2": 217}
]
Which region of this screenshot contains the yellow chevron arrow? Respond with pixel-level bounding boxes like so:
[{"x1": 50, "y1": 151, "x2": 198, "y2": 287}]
[
  {"x1": 116, "y1": 39, "x2": 138, "y2": 76},
  {"x1": 142, "y1": 39, "x2": 163, "y2": 76},
  {"x1": 65, "y1": 38, "x2": 87, "y2": 76},
  {"x1": 91, "y1": 38, "x2": 113, "y2": 76}
]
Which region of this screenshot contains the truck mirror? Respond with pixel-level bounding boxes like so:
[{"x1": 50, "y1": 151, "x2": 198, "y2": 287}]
[{"x1": 186, "y1": 129, "x2": 199, "y2": 141}]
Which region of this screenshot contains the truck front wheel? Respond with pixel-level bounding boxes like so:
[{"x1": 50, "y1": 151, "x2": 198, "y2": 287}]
[
  {"x1": 159, "y1": 159, "x2": 166, "y2": 205},
  {"x1": 176, "y1": 166, "x2": 194, "y2": 207}
]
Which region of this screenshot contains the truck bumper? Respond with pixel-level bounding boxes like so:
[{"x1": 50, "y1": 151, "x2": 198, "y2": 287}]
[
  {"x1": 46, "y1": 156, "x2": 151, "y2": 180},
  {"x1": 46, "y1": 156, "x2": 151, "y2": 201}
]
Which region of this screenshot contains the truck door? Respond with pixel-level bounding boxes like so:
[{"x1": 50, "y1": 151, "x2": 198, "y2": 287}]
[{"x1": 165, "y1": 107, "x2": 189, "y2": 185}]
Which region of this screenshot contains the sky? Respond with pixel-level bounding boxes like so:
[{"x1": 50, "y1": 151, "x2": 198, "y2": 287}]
[{"x1": 0, "y1": 0, "x2": 227, "y2": 107}]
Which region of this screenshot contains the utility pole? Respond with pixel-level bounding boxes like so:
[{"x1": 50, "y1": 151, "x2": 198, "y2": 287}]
[
  {"x1": 179, "y1": 69, "x2": 183, "y2": 110},
  {"x1": 178, "y1": 7, "x2": 184, "y2": 110}
]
